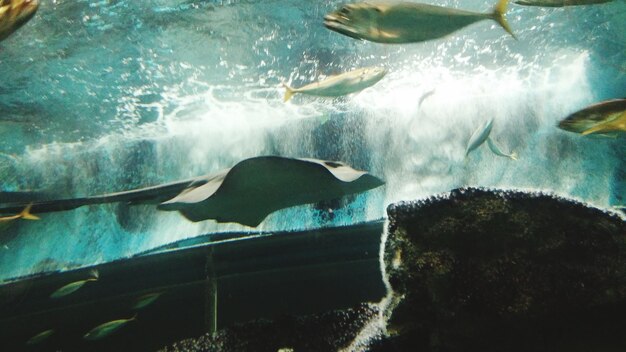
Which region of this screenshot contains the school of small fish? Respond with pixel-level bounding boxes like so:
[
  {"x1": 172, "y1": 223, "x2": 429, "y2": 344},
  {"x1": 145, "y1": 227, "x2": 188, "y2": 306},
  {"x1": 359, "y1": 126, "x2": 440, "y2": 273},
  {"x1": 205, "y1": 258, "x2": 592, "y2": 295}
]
[{"x1": 0, "y1": 0, "x2": 622, "y2": 347}]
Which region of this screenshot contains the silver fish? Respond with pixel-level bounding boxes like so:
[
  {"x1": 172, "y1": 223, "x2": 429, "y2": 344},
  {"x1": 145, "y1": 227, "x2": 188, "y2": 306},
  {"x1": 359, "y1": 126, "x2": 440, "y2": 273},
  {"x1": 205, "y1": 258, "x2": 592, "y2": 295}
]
[
  {"x1": 26, "y1": 329, "x2": 54, "y2": 345},
  {"x1": 515, "y1": 0, "x2": 612, "y2": 7},
  {"x1": 418, "y1": 89, "x2": 435, "y2": 107},
  {"x1": 466, "y1": 119, "x2": 494, "y2": 156},
  {"x1": 132, "y1": 292, "x2": 163, "y2": 310},
  {"x1": 83, "y1": 315, "x2": 136, "y2": 341},
  {"x1": 324, "y1": 0, "x2": 515, "y2": 44},
  {"x1": 487, "y1": 137, "x2": 517, "y2": 160},
  {"x1": 283, "y1": 67, "x2": 387, "y2": 102},
  {"x1": 0, "y1": 0, "x2": 38, "y2": 42},
  {"x1": 50, "y1": 269, "x2": 99, "y2": 299}
]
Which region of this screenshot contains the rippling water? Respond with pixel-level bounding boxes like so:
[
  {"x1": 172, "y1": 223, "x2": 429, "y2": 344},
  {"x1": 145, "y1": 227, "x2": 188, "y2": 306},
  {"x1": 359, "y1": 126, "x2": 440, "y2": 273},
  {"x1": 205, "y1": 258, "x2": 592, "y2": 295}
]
[{"x1": 0, "y1": 0, "x2": 624, "y2": 280}]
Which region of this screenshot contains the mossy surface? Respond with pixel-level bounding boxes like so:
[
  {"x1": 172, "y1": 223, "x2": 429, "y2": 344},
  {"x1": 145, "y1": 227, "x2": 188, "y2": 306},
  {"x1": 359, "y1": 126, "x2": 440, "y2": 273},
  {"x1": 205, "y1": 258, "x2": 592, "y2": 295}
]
[
  {"x1": 159, "y1": 303, "x2": 378, "y2": 352},
  {"x1": 382, "y1": 188, "x2": 626, "y2": 352}
]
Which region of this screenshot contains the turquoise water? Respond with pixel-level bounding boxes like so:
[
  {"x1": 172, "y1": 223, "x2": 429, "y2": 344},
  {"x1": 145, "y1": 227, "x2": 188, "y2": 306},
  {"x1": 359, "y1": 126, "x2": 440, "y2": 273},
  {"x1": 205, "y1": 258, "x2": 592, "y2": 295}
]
[{"x1": 0, "y1": 0, "x2": 624, "y2": 281}]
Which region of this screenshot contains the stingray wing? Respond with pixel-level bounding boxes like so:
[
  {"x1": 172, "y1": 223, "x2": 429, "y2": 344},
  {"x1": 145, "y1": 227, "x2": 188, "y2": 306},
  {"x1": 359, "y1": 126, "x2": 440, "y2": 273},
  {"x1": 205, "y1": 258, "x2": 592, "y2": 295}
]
[{"x1": 157, "y1": 156, "x2": 384, "y2": 227}]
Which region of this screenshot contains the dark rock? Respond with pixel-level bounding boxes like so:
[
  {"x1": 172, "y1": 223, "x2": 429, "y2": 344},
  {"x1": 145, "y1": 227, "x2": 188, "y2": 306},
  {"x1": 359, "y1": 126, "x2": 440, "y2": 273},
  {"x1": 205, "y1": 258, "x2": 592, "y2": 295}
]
[
  {"x1": 158, "y1": 303, "x2": 379, "y2": 352},
  {"x1": 382, "y1": 187, "x2": 626, "y2": 352}
]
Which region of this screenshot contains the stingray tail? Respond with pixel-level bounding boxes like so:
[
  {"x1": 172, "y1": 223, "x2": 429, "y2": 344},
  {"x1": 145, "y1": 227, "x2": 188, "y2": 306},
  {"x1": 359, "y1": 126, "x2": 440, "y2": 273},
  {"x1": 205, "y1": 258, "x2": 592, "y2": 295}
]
[
  {"x1": 492, "y1": 0, "x2": 516, "y2": 39},
  {"x1": 282, "y1": 82, "x2": 296, "y2": 102},
  {"x1": 19, "y1": 204, "x2": 40, "y2": 221}
]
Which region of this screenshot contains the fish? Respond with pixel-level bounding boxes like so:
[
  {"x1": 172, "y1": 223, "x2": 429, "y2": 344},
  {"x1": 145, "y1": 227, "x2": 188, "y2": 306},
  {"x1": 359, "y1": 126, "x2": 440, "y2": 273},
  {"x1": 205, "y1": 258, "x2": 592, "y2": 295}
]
[
  {"x1": 158, "y1": 156, "x2": 385, "y2": 227},
  {"x1": 83, "y1": 314, "x2": 137, "y2": 341},
  {"x1": 324, "y1": 0, "x2": 515, "y2": 44},
  {"x1": 132, "y1": 292, "x2": 163, "y2": 310},
  {"x1": 0, "y1": 0, "x2": 39, "y2": 42},
  {"x1": 466, "y1": 119, "x2": 494, "y2": 156},
  {"x1": 282, "y1": 67, "x2": 387, "y2": 102},
  {"x1": 557, "y1": 98, "x2": 626, "y2": 136},
  {"x1": 0, "y1": 157, "x2": 385, "y2": 227},
  {"x1": 487, "y1": 138, "x2": 518, "y2": 160},
  {"x1": 514, "y1": 0, "x2": 613, "y2": 7},
  {"x1": 418, "y1": 89, "x2": 435, "y2": 107},
  {"x1": 26, "y1": 329, "x2": 54, "y2": 345},
  {"x1": 50, "y1": 269, "x2": 99, "y2": 299},
  {"x1": 0, "y1": 204, "x2": 39, "y2": 222}
]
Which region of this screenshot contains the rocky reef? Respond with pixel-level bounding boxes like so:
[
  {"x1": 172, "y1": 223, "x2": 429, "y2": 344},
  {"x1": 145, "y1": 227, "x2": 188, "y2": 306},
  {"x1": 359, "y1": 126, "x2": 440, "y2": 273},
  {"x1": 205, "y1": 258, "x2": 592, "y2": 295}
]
[
  {"x1": 158, "y1": 303, "x2": 379, "y2": 352},
  {"x1": 379, "y1": 187, "x2": 626, "y2": 352}
]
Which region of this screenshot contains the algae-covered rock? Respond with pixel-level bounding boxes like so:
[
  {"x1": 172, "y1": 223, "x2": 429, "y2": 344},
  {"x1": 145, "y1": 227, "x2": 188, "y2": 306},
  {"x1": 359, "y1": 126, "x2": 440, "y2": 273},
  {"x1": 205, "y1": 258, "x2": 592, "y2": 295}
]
[
  {"x1": 159, "y1": 303, "x2": 379, "y2": 352},
  {"x1": 382, "y1": 188, "x2": 626, "y2": 351}
]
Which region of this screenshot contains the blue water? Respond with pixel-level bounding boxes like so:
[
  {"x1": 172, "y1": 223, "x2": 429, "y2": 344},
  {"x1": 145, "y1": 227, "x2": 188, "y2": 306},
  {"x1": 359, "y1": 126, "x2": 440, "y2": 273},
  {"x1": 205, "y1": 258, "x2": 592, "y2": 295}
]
[{"x1": 0, "y1": 0, "x2": 624, "y2": 281}]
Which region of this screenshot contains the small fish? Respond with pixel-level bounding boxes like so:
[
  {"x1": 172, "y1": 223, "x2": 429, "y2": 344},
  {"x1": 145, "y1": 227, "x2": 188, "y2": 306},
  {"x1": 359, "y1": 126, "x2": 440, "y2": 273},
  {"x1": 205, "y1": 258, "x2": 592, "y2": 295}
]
[
  {"x1": 418, "y1": 89, "x2": 435, "y2": 107},
  {"x1": 324, "y1": 0, "x2": 515, "y2": 44},
  {"x1": 514, "y1": 0, "x2": 613, "y2": 7},
  {"x1": 282, "y1": 67, "x2": 387, "y2": 102},
  {"x1": 0, "y1": 0, "x2": 39, "y2": 42},
  {"x1": 558, "y1": 99, "x2": 626, "y2": 136},
  {"x1": 26, "y1": 329, "x2": 54, "y2": 345},
  {"x1": 50, "y1": 269, "x2": 99, "y2": 299},
  {"x1": 132, "y1": 292, "x2": 163, "y2": 310},
  {"x1": 0, "y1": 204, "x2": 39, "y2": 222},
  {"x1": 466, "y1": 119, "x2": 494, "y2": 156},
  {"x1": 487, "y1": 137, "x2": 518, "y2": 160},
  {"x1": 83, "y1": 314, "x2": 137, "y2": 341}
]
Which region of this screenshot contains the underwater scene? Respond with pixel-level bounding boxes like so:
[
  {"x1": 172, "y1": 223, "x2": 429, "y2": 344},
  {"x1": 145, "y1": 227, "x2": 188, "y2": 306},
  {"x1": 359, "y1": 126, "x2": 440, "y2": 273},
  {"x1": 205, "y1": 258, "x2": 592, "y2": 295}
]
[{"x1": 0, "y1": 0, "x2": 625, "y2": 351}]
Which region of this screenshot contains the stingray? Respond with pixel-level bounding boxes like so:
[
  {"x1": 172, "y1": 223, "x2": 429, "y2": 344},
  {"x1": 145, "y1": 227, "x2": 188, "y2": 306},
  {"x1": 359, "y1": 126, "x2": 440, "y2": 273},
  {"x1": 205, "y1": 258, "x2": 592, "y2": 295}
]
[{"x1": 0, "y1": 156, "x2": 385, "y2": 227}]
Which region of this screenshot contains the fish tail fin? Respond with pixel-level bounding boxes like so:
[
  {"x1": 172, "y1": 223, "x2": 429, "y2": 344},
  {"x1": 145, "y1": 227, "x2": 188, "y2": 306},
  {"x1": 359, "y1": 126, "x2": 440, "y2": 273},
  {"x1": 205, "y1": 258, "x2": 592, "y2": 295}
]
[
  {"x1": 492, "y1": 0, "x2": 516, "y2": 39},
  {"x1": 130, "y1": 313, "x2": 138, "y2": 321},
  {"x1": 282, "y1": 82, "x2": 295, "y2": 102},
  {"x1": 19, "y1": 204, "x2": 40, "y2": 221},
  {"x1": 509, "y1": 151, "x2": 518, "y2": 161},
  {"x1": 89, "y1": 269, "x2": 99, "y2": 280}
]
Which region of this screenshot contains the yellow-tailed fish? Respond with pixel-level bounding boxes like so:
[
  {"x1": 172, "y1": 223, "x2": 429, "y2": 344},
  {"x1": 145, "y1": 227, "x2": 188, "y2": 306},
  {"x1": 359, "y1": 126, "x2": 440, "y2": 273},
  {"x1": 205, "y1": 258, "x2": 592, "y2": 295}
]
[
  {"x1": 50, "y1": 269, "x2": 99, "y2": 299},
  {"x1": 324, "y1": 0, "x2": 515, "y2": 44},
  {"x1": 515, "y1": 0, "x2": 612, "y2": 7},
  {"x1": 26, "y1": 329, "x2": 54, "y2": 345},
  {"x1": 0, "y1": 204, "x2": 39, "y2": 222},
  {"x1": 487, "y1": 137, "x2": 517, "y2": 160},
  {"x1": 558, "y1": 98, "x2": 626, "y2": 136},
  {"x1": 83, "y1": 314, "x2": 137, "y2": 341},
  {"x1": 0, "y1": 0, "x2": 39, "y2": 42},
  {"x1": 132, "y1": 292, "x2": 163, "y2": 310},
  {"x1": 282, "y1": 66, "x2": 387, "y2": 102}
]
